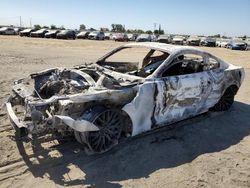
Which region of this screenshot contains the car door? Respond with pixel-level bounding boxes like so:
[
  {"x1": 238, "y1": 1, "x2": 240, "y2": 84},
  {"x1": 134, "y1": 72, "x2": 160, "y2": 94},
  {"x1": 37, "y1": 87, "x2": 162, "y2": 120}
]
[
  {"x1": 5, "y1": 28, "x2": 11, "y2": 35},
  {"x1": 8, "y1": 28, "x2": 14, "y2": 35},
  {"x1": 151, "y1": 53, "x2": 214, "y2": 127}
]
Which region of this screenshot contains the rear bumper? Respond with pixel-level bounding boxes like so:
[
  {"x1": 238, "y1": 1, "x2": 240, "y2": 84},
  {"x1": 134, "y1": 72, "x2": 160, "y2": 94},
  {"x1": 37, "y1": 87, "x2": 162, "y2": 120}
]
[
  {"x1": 203, "y1": 42, "x2": 216, "y2": 47},
  {"x1": 57, "y1": 35, "x2": 67, "y2": 39},
  {"x1": 232, "y1": 46, "x2": 247, "y2": 50},
  {"x1": 30, "y1": 34, "x2": 44, "y2": 38},
  {"x1": 188, "y1": 41, "x2": 200, "y2": 46}
]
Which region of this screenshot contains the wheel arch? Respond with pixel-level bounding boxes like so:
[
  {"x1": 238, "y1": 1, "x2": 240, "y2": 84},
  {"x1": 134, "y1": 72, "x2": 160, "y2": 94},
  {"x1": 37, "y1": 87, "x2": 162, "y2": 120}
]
[{"x1": 80, "y1": 104, "x2": 133, "y2": 136}]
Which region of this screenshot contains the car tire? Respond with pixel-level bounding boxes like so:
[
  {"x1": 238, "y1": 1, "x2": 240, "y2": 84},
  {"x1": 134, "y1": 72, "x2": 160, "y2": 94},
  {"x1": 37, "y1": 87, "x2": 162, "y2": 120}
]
[
  {"x1": 74, "y1": 106, "x2": 123, "y2": 154},
  {"x1": 210, "y1": 85, "x2": 238, "y2": 111}
]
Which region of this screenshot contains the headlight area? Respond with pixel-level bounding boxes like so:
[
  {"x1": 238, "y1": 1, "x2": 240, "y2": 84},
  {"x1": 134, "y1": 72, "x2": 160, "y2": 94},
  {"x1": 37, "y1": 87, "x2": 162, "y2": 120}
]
[
  {"x1": 7, "y1": 93, "x2": 73, "y2": 137},
  {"x1": 27, "y1": 99, "x2": 76, "y2": 137}
]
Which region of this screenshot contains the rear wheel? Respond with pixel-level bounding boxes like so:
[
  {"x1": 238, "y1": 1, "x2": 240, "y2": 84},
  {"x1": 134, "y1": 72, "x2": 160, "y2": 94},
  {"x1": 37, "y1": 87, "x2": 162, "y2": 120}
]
[
  {"x1": 75, "y1": 107, "x2": 123, "y2": 154},
  {"x1": 211, "y1": 86, "x2": 238, "y2": 111}
]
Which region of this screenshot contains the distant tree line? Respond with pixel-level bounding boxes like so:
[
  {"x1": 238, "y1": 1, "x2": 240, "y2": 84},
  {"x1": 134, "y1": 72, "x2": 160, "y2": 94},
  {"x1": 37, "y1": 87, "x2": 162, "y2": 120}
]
[
  {"x1": 111, "y1": 23, "x2": 164, "y2": 34},
  {"x1": 33, "y1": 24, "x2": 65, "y2": 30},
  {"x1": 32, "y1": 23, "x2": 164, "y2": 35}
]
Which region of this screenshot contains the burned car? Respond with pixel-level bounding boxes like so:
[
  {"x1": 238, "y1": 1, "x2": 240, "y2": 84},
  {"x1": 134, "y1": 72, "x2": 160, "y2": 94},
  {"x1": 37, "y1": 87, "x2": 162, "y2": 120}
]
[{"x1": 6, "y1": 43, "x2": 244, "y2": 154}]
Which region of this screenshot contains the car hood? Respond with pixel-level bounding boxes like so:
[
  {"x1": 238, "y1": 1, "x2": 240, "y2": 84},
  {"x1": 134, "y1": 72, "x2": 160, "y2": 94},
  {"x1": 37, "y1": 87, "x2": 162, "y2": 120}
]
[
  {"x1": 0, "y1": 28, "x2": 8, "y2": 31},
  {"x1": 173, "y1": 38, "x2": 184, "y2": 41},
  {"x1": 89, "y1": 33, "x2": 98, "y2": 36},
  {"x1": 187, "y1": 38, "x2": 200, "y2": 41},
  {"x1": 77, "y1": 32, "x2": 87, "y2": 36},
  {"x1": 232, "y1": 42, "x2": 246, "y2": 46},
  {"x1": 57, "y1": 32, "x2": 68, "y2": 36},
  {"x1": 46, "y1": 31, "x2": 58, "y2": 35},
  {"x1": 12, "y1": 63, "x2": 142, "y2": 101},
  {"x1": 20, "y1": 29, "x2": 32, "y2": 33},
  {"x1": 32, "y1": 30, "x2": 47, "y2": 34},
  {"x1": 204, "y1": 38, "x2": 216, "y2": 42}
]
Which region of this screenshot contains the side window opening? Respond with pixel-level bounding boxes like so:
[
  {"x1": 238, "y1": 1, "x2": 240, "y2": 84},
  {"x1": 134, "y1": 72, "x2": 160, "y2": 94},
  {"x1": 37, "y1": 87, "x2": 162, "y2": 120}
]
[
  {"x1": 204, "y1": 57, "x2": 220, "y2": 71},
  {"x1": 162, "y1": 54, "x2": 220, "y2": 77},
  {"x1": 162, "y1": 54, "x2": 204, "y2": 77}
]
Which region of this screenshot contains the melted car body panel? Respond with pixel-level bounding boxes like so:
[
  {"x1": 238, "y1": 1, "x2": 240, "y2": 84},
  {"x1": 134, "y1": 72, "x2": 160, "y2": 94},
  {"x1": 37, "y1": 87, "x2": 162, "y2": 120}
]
[{"x1": 5, "y1": 43, "x2": 244, "y2": 151}]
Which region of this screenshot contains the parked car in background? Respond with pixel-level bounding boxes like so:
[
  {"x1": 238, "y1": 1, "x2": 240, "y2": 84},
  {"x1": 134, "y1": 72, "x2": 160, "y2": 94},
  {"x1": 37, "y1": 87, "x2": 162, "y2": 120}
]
[
  {"x1": 200, "y1": 37, "x2": 216, "y2": 47},
  {"x1": 30, "y1": 29, "x2": 49, "y2": 38},
  {"x1": 0, "y1": 27, "x2": 16, "y2": 35},
  {"x1": 14, "y1": 28, "x2": 22, "y2": 35},
  {"x1": 104, "y1": 32, "x2": 112, "y2": 40},
  {"x1": 19, "y1": 28, "x2": 37, "y2": 37},
  {"x1": 136, "y1": 34, "x2": 152, "y2": 42},
  {"x1": 56, "y1": 30, "x2": 76, "y2": 40},
  {"x1": 172, "y1": 35, "x2": 185, "y2": 45},
  {"x1": 150, "y1": 34, "x2": 157, "y2": 42},
  {"x1": 187, "y1": 35, "x2": 200, "y2": 46},
  {"x1": 216, "y1": 38, "x2": 230, "y2": 47},
  {"x1": 44, "y1": 30, "x2": 60, "y2": 38},
  {"x1": 114, "y1": 33, "x2": 128, "y2": 42},
  {"x1": 157, "y1": 34, "x2": 171, "y2": 44},
  {"x1": 245, "y1": 38, "x2": 250, "y2": 50},
  {"x1": 127, "y1": 33, "x2": 137, "y2": 41},
  {"x1": 88, "y1": 31, "x2": 105, "y2": 40},
  {"x1": 76, "y1": 31, "x2": 90, "y2": 39},
  {"x1": 226, "y1": 39, "x2": 247, "y2": 50}
]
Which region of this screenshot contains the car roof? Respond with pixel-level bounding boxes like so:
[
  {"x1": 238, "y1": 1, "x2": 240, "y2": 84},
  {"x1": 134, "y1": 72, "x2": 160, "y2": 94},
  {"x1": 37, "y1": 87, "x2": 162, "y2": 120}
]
[{"x1": 122, "y1": 42, "x2": 204, "y2": 54}]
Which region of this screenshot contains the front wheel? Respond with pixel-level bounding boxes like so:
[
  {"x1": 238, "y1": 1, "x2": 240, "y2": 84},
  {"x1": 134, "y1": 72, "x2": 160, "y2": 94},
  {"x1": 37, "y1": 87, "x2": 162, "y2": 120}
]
[{"x1": 75, "y1": 107, "x2": 123, "y2": 154}]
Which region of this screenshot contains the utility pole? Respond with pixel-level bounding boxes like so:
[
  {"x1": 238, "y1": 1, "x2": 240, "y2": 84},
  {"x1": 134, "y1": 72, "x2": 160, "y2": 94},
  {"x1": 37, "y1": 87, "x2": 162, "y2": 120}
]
[
  {"x1": 154, "y1": 23, "x2": 157, "y2": 33},
  {"x1": 30, "y1": 18, "x2": 32, "y2": 28},
  {"x1": 19, "y1": 16, "x2": 22, "y2": 27}
]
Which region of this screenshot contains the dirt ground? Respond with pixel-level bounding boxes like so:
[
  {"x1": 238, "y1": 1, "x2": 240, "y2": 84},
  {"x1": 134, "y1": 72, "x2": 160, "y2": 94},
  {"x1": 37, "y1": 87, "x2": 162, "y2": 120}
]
[{"x1": 0, "y1": 36, "x2": 250, "y2": 188}]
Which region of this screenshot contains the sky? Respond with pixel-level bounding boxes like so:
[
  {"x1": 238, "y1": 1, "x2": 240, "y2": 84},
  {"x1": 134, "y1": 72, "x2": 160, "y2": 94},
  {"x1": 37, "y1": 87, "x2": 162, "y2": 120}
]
[{"x1": 0, "y1": 0, "x2": 249, "y2": 37}]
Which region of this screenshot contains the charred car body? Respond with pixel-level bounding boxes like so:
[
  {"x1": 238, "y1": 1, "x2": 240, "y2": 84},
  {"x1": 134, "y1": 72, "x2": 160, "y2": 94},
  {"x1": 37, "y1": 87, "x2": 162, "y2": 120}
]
[{"x1": 6, "y1": 43, "x2": 244, "y2": 154}]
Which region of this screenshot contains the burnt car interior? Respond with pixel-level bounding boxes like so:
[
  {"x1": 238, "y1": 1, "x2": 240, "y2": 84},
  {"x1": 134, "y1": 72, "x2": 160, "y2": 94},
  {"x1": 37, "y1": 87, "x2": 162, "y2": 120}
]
[
  {"x1": 97, "y1": 47, "x2": 220, "y2": 79},
  {"x1": 29, "y1": 68, "x2": 99, "y2": 99},
  {"x1": 162, "y1": 54, "x2": 220, "y2": 77},
  {"x1": 97, "y1": 47, "x2": 170, "y2": 77}
]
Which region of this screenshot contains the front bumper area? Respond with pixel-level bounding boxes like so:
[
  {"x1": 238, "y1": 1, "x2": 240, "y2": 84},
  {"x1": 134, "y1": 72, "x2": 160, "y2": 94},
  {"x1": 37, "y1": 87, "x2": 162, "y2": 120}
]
[
  {"x1": 6, "y1": 102, "x2": 28, "y2": 137},
  {"x1": 6, "y1": 101, "x2": 100, "y2": 138}
]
